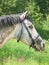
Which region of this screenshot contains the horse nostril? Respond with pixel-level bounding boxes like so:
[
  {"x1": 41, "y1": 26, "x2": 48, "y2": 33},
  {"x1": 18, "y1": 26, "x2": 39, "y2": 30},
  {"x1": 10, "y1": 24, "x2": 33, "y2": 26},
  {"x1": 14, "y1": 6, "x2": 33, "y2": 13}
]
[
  {"x1": 41, "y1": 43, "x2": 45, "y2": 51},
  {"x1": 40, "y1": 43, "x2": 45, "y2": 51}
]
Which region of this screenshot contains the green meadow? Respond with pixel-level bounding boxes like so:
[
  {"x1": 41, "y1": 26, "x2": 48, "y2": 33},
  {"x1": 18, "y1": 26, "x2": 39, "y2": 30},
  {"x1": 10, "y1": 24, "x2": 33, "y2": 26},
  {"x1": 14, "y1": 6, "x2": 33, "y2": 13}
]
[{"x1": 0, "y1": 38, "x2": 49, "y2": 65}]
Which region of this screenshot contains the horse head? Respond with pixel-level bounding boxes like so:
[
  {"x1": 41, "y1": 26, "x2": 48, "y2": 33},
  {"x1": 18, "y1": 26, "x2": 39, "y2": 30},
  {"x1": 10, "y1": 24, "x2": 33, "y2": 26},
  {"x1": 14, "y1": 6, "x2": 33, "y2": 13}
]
[{"x1": 14, "y1": 11, "x2": 45, "y2": 51}]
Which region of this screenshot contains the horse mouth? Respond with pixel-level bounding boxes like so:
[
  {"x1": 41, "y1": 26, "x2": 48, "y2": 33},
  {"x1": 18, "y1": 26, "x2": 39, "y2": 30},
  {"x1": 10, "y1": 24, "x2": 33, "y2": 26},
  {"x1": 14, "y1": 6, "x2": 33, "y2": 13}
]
[
  {"x1": 33, "y1": 43, "x2": 45, "y2": 51},
  {"x1": 33, "y1": 45, "x2": 45, "y2": 51},
  {"x1": 34, "y1": 47, "x2": 45, "y2": 51}
]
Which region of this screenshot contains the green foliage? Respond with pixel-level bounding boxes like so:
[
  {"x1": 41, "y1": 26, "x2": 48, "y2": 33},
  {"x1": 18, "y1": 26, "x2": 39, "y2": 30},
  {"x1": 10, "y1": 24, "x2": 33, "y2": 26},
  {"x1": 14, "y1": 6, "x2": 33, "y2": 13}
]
[
  {"x1": 34, "y1": 0, "x2": 49, "y2": 16},
  {"x1": 0, "y1": 0, "x2": 28, "y2": 15}
]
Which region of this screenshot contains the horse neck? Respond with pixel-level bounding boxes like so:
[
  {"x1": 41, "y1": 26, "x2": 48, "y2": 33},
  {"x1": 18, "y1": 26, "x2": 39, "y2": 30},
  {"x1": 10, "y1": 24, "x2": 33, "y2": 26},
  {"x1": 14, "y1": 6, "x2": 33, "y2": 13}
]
[{"x1": 0, "y1": 14, "x2": 22, "y2": 44}]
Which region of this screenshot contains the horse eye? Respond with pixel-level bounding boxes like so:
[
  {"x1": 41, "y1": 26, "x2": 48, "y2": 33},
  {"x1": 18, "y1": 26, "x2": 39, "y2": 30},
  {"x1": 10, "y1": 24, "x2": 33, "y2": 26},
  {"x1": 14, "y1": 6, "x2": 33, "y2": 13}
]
[{"x1": 29, "y1": 25, "x2": 33, "y2": 29}]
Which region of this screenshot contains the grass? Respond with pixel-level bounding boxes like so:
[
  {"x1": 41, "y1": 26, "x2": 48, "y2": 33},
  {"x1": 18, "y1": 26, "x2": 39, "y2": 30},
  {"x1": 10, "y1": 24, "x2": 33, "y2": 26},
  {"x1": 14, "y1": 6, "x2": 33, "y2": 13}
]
[
  {"x1": 0, "y1": 39, "x2": 49, "y2": 65},
  {"x1": 0, "y1": 57, "x2": 48, "y2": 65},
  {"x1": 0, "y1": 57, "x2": 43, "y2": 65}
]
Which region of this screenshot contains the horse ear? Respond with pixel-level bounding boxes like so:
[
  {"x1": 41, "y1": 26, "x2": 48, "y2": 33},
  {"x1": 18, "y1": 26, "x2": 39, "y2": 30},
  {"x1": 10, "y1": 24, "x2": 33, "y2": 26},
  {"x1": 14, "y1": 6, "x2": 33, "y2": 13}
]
[{"x1": 20, "y1": 11, "x2": 28, "y2": 20}]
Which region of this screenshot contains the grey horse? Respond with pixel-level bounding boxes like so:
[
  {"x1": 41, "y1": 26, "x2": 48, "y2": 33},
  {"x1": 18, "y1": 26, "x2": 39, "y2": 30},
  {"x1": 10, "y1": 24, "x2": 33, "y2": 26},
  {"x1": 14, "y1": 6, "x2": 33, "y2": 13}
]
[{"x1": 0, "y1": 11, "x2": 45, "y2": 51}]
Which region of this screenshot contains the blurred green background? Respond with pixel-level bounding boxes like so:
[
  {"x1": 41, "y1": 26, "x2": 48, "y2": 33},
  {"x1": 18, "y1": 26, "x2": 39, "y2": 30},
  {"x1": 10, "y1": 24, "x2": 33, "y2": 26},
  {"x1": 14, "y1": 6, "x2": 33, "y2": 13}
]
[{"x1": 0, "y1": 0, "x2": 49, "y2": 65}]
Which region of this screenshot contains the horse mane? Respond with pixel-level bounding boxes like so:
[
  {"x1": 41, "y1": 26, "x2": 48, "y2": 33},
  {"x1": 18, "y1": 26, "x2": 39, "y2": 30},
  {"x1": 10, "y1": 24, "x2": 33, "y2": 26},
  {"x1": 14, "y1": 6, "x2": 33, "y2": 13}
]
[{"x1": 0, "y1": 14, "x2": 21, "y2": 29}]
